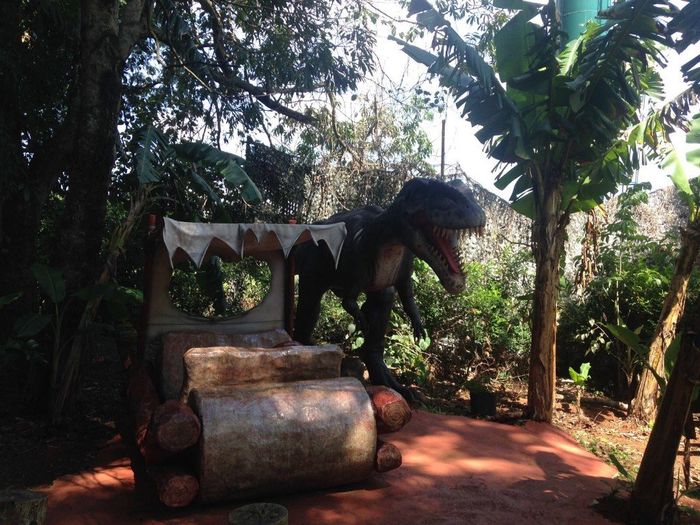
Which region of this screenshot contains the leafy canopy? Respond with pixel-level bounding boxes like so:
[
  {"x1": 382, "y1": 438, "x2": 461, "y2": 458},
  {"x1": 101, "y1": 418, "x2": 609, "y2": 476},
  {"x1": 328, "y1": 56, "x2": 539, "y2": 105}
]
[{"x1": 393, "y1": 0, "x2": 682, "y2": 219}]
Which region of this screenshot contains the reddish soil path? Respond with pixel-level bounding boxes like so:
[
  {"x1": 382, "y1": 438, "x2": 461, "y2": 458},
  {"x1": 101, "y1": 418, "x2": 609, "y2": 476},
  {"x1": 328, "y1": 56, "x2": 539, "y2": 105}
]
[{"x1": 40, "y1": 410, "x2": 619, "y2": 524}]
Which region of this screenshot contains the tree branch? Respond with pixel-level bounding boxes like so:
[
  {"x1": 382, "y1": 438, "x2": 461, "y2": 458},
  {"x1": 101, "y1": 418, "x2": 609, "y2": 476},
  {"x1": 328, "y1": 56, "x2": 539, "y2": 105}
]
[
  {"x1": 197, "y1": 0, "x2": 317, "y2": 125},
  {"x1": 327, "y1": 89, "x2": 361, "y2": 165},
  {"x1": 118, "y1": 0, "x2": 151, "y2": 61}
]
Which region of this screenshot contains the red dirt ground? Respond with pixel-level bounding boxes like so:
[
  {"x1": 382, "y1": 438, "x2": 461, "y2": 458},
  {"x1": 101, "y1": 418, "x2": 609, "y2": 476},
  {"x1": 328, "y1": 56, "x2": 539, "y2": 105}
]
[{"x1": 40, "y1": 410, "x2": 620, "y2": 525}]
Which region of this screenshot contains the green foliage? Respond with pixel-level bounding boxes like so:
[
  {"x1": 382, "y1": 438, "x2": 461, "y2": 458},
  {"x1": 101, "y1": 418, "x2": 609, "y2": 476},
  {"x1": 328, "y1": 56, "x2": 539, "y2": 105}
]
[
  {"x1": 132, "y1": 126, "x2": 262, "y2": 223},
  {"x1": 396, "y1": 0, "x2": 683, "y2": 221},
  {"x1": 31, "y1": 263, "x2": 66, "y2": 305},
  {"x1": 559, "y1": 185, "x2": 700, "y2": 395},
  {"x1": 400, "y1": 254, "x2": 532, "y2": 385},
  {"x1": 0, "y1": 262, "x2": 143, "y2": 409},
  {"x1": 385, "y1": 312, "x2": 432, "y2": 386},
  {"x1": 574, "y1": 430, "x2": 637, "y2": 480},
  {"x1": 0, "y1": 292, "x2": 47, "y2": 374},
  {"x1": 294, "y1": 93, "x2": 437, "y2": 219},
  {"x1": 663, "y1": 113, "x2": 700, "y2": 223},
  {"x1": 609, "y1": 452, "x2": 635, "y2": 482},
  {"x1": 569, "y1": 362, "x2": 591, "y2": 387},
  {"x1": 169, "y1": 257, "x2": 272, "y2": 319}
]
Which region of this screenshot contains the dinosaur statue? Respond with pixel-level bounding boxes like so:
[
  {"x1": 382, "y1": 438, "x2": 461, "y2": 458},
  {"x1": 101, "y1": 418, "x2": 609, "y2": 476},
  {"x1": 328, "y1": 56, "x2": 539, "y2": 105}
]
[{"x1": 293, "y1": 178, "x2": 486, "y2": 402}]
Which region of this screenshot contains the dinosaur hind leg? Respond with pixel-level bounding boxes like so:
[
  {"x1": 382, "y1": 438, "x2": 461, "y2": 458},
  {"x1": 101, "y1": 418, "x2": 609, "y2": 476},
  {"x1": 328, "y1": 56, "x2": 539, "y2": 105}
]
[
  {"x1": 358, "y1": 289, "x2": 418, "y2": 404},
  {"x1": 360, "y1": 346, "x2": 417, "y2": 403}
]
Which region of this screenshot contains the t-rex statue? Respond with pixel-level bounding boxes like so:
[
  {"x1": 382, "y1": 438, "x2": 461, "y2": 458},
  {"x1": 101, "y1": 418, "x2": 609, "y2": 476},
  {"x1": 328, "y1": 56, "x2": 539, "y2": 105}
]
[{"x1": 293, "y1": 178, "x2": 486, "y2": 402}]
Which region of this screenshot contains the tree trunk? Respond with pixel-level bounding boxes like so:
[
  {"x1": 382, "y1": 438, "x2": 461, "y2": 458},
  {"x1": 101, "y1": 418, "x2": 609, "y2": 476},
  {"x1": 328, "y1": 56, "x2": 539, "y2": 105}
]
[
  {"x1": 47, "y1": 0, "x2": 149, "y2": 419},
  {"x1": 55, "y1": 0, "x2": 125, "y2": 294},
  {"x1": 630, "y1": 226, "x2": 700, "y2": 422},
  {"x1": 632, "y1": 306, "x2": 700, "y2": 524},
  {"x1": 0, "y1": 0, "x2": 26, "y2": 319},
  {"x1": 526, "y1": 182, "x2": 566, "y2": 422}
]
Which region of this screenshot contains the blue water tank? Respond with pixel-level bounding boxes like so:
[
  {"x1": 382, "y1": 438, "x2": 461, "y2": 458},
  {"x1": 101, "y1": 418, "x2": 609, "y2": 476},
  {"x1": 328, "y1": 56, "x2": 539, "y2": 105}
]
[{"x1": 558, "y1": 0, "x2": 613, "y2": 41}]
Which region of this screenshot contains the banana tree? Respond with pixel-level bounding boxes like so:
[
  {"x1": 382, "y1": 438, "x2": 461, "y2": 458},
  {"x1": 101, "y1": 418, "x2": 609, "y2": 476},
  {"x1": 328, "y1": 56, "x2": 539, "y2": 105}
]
[
  {"x1": 134, "y1": 126, "x2": 262, "y2": 218},
  {"x1": 629, "y1": 0, "x2": 700, "y2": 421},
  {"x1": 394, "y1": 0, "x2": 685, "y2": 421},
  {"x1": 631, "y1": 113, "x2": 700, "y2": 421}
]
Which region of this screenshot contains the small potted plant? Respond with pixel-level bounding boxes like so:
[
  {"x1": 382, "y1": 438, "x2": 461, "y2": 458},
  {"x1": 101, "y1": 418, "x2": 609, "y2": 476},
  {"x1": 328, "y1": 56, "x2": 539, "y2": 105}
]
[{"x1": 465, "y1": 377, "x2": 497, "y2": 417}]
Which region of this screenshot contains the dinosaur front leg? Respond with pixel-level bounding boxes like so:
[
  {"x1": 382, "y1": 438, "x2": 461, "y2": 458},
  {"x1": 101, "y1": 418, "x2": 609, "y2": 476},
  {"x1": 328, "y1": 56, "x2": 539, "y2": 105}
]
[
  {"x1": 358, "y1": 289, "x2": 417, "y2": 404},
  {"x1": 341, "y1": 290, "x2": 368, "y2": 335},
  {"x1": 396, "y1": 270, "x2": 426, "y2": 341}
]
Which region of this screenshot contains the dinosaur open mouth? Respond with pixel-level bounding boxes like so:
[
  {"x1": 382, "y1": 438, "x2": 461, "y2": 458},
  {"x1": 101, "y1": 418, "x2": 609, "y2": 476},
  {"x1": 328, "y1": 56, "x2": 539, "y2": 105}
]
[{"x1": 423, "y1": 224, "x2": 484, "y2": 275}]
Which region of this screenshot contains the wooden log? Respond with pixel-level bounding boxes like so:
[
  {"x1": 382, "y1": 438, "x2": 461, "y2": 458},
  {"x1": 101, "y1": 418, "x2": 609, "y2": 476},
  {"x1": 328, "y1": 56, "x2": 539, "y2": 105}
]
[
  {"x1": 0, "y1": 490, "x2": 47, "y2": 525},
  {"x1": 139, "y1": 435, "x2": 171, "y2": 464},
  {"x1": 181, "y1": 345, "x2": 342, "y2": 401},
  {"x1": 150, "y1": 466, "x2": 199, "y2": 508},
  {"x1": 160, "y1": 329, "x2": 292, "y2": 400},
  {"x1": 366, "y1": 386, "x2": 412, "y2": 433},
  {"x1": 374, "y1": 440, "x2": 402, "y2": 473},
  {"x1": 580, "y1": 396, "x2": 628, "y2": 412},
  {"x1": 190, "y1": 377, "x2": 376, "y2": 502},
  {"x1": 126, "y1": 364, "x2": 195, "y2": 464},
  {"x1": 148, "y1": 400, "x2": 201, "y2": 453}
]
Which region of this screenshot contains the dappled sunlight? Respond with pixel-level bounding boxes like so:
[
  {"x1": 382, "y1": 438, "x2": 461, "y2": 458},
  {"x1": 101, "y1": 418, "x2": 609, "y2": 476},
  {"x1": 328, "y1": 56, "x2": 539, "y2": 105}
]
[{"x1": 45, "y1": 462, "x2": 134, "y2": 499}]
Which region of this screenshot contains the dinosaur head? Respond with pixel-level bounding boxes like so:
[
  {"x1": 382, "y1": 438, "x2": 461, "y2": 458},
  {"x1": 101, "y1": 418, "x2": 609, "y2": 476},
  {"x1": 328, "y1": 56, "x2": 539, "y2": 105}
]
[{"x1": 388, "y1": 178, "x2": 486, "y2": 294}]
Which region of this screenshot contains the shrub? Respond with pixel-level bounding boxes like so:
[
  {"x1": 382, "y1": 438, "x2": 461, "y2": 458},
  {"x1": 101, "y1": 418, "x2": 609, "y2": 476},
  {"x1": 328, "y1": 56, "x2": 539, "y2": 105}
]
[
  {"x1": 558, "y1": 186, "x2": 700, "y2": 398},
  {"x1": 409, "y1": 255, "x2": 532, "y2": 387}
]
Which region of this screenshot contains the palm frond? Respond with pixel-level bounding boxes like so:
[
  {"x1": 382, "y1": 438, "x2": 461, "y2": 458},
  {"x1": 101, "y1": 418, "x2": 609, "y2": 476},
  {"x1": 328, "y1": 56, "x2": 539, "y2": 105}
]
[
  {"x1": 564, "y1": 0, "x2": 675, "y2": 157},
  {"x1": 134, "y1": 125, "x2": 169, "y2": 184},
  {"x1": 171, "y1": 142, "x2": 262, "y2": 204},
  {"x1": 668, "y1": 0, "x2": 700, "y2": 89}
]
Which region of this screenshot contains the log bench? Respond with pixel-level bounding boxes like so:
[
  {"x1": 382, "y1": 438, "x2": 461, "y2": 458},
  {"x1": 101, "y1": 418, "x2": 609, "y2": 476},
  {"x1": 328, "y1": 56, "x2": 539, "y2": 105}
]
[{"x1": 127, "y1": 330, "x2": 411, "y2": 507}]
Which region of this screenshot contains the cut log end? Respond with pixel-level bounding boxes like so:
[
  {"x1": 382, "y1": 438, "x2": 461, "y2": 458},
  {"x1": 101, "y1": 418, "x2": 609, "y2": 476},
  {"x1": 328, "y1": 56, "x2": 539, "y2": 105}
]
[
  {"x1": 374, "y1": 440, "x2": 402, "y2": 473},
  {"x1": 151, "y1": 467, "x2": 199, "y2": 508},
  {"x1": 366, "y1": 386, "x2": 412, "y2": 433},
  {"x1": 150, "y1": 400, "x2": 202, "y2": 453}
]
